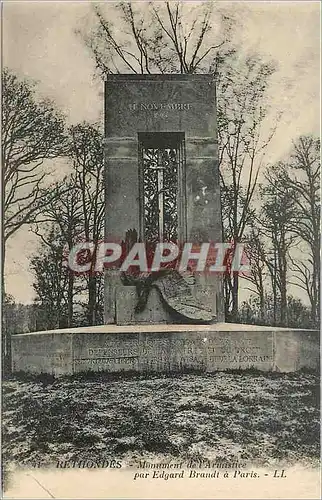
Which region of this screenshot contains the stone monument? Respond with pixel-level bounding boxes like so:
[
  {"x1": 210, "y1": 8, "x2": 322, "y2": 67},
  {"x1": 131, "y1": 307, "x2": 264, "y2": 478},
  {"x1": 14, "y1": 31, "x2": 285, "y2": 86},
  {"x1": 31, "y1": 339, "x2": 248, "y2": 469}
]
[
  {"x1": 11, "y1": 74, "x2": 319, "y2": 376},
  {"x1": 104, "y1": 74, "x2": 223, "y2": 326}
]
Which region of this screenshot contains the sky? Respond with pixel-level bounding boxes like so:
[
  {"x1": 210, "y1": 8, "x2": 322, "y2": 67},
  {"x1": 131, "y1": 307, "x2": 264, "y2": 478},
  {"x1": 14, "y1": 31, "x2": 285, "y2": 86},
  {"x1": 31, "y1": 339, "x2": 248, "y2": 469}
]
[{"x1": 2, "y1": 0, "x2": 320, "y2": 303}]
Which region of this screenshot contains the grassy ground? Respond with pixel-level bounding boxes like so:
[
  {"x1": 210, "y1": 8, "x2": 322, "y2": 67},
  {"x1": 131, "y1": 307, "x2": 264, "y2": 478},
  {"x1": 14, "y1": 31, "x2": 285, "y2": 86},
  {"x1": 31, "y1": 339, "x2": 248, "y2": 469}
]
[{"x1": 2, "y1": 370, "x2": 320, "y2": 469}]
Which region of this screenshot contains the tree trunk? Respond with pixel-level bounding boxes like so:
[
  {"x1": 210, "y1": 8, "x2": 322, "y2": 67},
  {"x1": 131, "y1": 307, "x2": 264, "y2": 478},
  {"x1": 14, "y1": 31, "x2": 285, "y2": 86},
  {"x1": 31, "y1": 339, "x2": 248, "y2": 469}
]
[
  {"x1": 224, "y1": 274, "x2": 232, "y2": 321},
  {"x1": 259, "y1": 286, "x2": 265, "y2": 323},
  {"x1": 88, "y1": 276, "x2": 97, "y2": 326},
  {"x1": 67, "y1": 272, "x2": 74, "y2": 328},
  {"x1": 279, "y1": 237, "x2": 288, "y2": 326},
  {"x1": 2, "y1": 241, "x2": 12, "y2": 375},
  {"x1": 231, "y1": 272, "x2": 239, "y2": 322},
  {"x1": 313, "y1": 243, "x2": 320, "y2": 326},
  {"x1": 280, "y1": 281, "x2": 287, "y2": 325}
]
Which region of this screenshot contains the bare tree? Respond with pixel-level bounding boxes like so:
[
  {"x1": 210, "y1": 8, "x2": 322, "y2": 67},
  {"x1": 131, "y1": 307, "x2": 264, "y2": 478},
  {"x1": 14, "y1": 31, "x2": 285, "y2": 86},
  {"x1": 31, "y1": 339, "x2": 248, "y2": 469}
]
[
  {"x1": 81, "y1": 1, "x2": 230, "y2": 75},
  {"x1": 270, "y1": 136, "x2": 320, "y2": 325},
  {"x1": 31, "y1": 179, "x2": 84, "y2": 328},
  {"x1": 243, "y1": 226, "x2": 268, "y2": 322},
  {"x1": 31, "y1": 124, "x2": 105, "y2": 328},
  {"x1": 68, "y1": 123, "x2": 105, "y2": 325},
  {"x1": 30, "y1": 226, "x2": 70, "y2": 330},
  {"x1": 259, "y1": 169, "x2": 298, "y2": 326},
  {"x1": 241, "y1": 136, "x2": 320, "y2": 329},
  {"x1": 2, "y1": 68, "x2": 67, "y2": 289},
  {"x1": 217, "y1": 54, "x2": 277, "y2": 321}
]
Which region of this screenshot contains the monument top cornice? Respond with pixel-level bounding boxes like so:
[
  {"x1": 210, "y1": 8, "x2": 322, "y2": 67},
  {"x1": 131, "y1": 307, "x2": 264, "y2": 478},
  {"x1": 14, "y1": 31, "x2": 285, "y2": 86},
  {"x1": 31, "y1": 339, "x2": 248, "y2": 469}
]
[{"x1": 105, "y1": 73, "x2": 214, "y2": 81}]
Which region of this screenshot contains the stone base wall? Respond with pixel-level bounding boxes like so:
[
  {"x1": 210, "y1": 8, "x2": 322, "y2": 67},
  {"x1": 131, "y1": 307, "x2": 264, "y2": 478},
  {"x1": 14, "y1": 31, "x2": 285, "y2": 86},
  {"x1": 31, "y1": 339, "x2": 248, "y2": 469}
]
[{"x1": 11, "y1": 324, "x2": 319, "y2": 376}]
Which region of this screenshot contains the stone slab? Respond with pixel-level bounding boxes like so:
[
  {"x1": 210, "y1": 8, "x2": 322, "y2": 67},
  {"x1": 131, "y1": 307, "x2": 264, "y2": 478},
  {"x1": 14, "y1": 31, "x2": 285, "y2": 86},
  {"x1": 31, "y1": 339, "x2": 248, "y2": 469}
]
[
  {"x1": 11, "y1": 324, "x2": 319, "y2": 376},
  {"x1": 115, "y1": 284, "x2": 218, "y2": 325},
  {"x1": 206, "y1": 331, "x2": 274, "y2": 372},
  {"x1": 11, "y1": 332, "x2": 73, "y2": 377},
  {"x1": 115, "y1": 286, "x2": 174, "y2": 325},
  {"x1": 73, "y1": 332, "x2": 139, "y2": 373},
  {"x1": 274, "y1": 329, "x2": 320, "y2": 372},
  {"x1": 104, "y1": 74, "x2": 216, "y2": 137}
]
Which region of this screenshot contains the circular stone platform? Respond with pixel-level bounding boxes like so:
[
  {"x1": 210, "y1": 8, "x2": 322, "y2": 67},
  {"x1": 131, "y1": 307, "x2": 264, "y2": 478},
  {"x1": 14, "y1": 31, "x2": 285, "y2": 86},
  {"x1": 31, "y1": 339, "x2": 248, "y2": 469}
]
[{"x1": 11, "y1": 323, "x2": 319, "y2": 376}]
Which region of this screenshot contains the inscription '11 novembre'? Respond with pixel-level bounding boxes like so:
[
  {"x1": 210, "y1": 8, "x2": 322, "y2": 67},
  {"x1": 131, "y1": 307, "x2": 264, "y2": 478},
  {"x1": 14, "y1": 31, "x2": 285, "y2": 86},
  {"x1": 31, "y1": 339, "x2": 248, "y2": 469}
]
[{"x1": 128, "y1": 103, "x2": 193, "y2": 111}]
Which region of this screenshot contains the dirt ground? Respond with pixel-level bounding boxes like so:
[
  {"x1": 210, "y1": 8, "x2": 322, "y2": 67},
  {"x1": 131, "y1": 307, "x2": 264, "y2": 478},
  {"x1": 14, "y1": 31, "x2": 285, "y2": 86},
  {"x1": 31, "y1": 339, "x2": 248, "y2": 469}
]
[{"x1": 2, "y1": 370, "x2": 320, "y2": 469}]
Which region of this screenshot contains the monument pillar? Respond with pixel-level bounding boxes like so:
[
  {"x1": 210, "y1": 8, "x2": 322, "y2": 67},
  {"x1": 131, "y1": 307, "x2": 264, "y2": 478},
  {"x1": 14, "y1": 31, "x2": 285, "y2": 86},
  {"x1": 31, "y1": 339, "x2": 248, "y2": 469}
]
[
  {"x1": 104, "y1": 136, "x2": 139, "y2": 323},
  {"x1": 104, "y1": 74, "x2": 224, "y2": 324}
]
